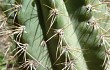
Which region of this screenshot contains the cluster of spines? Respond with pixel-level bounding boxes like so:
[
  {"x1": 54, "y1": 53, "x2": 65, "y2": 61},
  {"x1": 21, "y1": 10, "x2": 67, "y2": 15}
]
[
  {"x1": 0, "y1": 0, "x2": 49, "y2": 70},
  {"x1": 41, "y1": 0, "x2": 110, "y2": 70},
  {"x1": 80, "y1": 0, "x2": 110, "y2": 69}
]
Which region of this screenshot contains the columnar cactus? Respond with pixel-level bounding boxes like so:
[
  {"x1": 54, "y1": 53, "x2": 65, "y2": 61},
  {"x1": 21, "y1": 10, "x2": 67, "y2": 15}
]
[{"x1": 0, "y1": 0, "x2": 110, "y2": 70}]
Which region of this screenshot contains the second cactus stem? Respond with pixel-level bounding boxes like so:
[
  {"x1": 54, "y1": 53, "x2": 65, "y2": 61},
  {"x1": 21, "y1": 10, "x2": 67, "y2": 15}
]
[{"x1": 39, "y1": 0, "x2": 88, "y2": 70}]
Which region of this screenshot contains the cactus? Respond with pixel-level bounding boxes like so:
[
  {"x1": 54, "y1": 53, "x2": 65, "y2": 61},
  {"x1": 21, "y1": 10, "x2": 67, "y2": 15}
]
[{"x1": 0, "y1": 0, "x2": 110, "y2": 70}]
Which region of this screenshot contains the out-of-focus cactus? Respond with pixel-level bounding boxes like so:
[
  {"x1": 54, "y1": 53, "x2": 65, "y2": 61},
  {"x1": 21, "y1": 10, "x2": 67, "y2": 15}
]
[{"x1": 0, "y1": 0, "x2": 110, "y2": 70}]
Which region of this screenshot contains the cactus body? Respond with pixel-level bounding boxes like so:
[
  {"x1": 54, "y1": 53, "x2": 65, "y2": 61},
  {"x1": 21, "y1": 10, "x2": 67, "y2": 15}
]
[{"x1": 0, "y1": 0, "x2": 110, "y2": 70}]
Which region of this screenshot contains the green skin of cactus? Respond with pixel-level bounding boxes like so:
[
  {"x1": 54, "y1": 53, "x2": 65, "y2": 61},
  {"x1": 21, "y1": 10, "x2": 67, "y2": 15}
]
[
  {"x1": 0, "y1": 0, "x2": 52, "y2": 69},
  {"x1": 0, "y1": 0, "x2": 110, "y2": 70},
  {"x1": 65, "y1": 0, "x2": 110, "y2": 70},
  {"x1": 0, "y1": 52, "x2": 6, "y2": 70},
  {"x1": 40, "y1": 0, "x2": 88, "y2": 70},
  {"x1": 17, "y1": 0, "x2": 52, "y2": 69}
]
